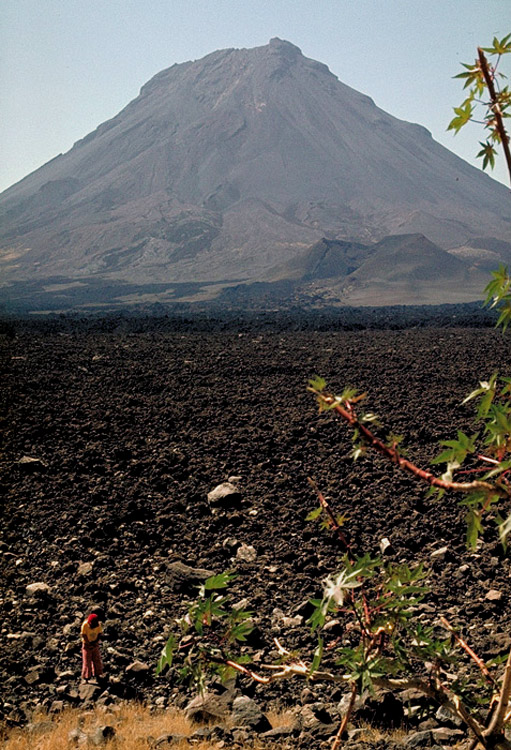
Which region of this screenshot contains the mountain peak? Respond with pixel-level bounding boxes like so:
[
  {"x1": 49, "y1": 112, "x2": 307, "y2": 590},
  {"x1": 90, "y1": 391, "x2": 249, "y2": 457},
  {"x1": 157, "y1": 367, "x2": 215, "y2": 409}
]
[
  {"x1": 1, "y1": 40, "x2": 510, "y2": 310},
  {"x1": 268, "y1": 37, "x2": 302, "y2": 56}
]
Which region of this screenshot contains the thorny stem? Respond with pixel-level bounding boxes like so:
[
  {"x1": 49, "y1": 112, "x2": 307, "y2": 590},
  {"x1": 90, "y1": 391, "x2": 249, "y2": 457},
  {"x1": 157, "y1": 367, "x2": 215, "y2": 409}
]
[
  {"x1": 477, "y1": 47, "x2": 511, "y2": 186},
  {"x1": 440, "y1": 616, "x2": 495, "y2": 686},
  {"x1": 315, "y1": 391, "x2": 511, "y2": 499},
  {"x1": 220, "y1": 647, "x2": 490, "y2": 747},
  {"x1": 308, "y1": 477, "x2": 350, "y2": 550}
]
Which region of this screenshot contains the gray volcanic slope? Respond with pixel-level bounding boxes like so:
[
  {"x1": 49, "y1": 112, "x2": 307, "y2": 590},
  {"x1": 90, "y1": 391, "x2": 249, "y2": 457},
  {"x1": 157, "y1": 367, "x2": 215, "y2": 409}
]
[{"x1": 1, "y1": 38, "x2": 510, "y2": 302}]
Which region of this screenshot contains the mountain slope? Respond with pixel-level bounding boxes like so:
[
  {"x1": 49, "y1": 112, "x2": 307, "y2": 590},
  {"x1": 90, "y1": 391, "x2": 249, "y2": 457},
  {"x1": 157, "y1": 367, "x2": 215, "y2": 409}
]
[{"x1": 0, "y1": 38, "x2": 510, "y2": 306}]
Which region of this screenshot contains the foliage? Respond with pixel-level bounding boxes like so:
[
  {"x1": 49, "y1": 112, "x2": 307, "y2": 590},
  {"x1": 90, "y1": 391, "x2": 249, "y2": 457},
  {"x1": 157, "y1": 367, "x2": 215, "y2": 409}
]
[
  {"x1": 155, "y1": 571, "x2": 254, "y2": 691},
  {"x1": 448, "y1": 34, "x2": 511, "y2": 183}
]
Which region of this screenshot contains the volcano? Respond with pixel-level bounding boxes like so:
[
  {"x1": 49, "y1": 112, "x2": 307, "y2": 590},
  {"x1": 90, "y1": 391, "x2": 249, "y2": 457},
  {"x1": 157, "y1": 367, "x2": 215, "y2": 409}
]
[{"x1": 1, "y1": 38, "x2": 510, "y2": 309}]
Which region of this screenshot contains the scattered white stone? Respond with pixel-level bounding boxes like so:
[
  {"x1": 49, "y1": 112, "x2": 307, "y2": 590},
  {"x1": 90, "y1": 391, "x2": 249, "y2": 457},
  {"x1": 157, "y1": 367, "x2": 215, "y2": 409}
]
[
  {"x1": 232, "y1": 598, "x2": 251, "y2": 611},
  {"x1": 380, "y1": 537, "x2": 392, "y2": 555},
  {"x1": 222, "y1": 537, "x2": 239, "y2": 549},
  {"x1": 323, "y1": 619, "x2": 341, "y2": 631},
  {"x1": 430, "y1": 546, "x2": 448, "y2": 559},
  {"x1": 281, "y1": 615, "x2": 303, "y2": 628},
  {"x1": 236, "y1": 543, "x2": 257, "y2": 562},
  {"x1": 207, "y1": 482, "x2": 240, "y2": 505},
  {"x1": 77, "y1": 561, "x2": 94, "y2": 576},
  {"x1": 486, "y1": 589, "x2": 503, "y2": 601},
  {"x1": 126, "y1": 660, "x2": 150, "y2": 673},
  {"x1": 26, "y1": 582, "x2": 51, "y2": 596},
  {"x1": 17, "y1": 455, "x2": 46, "y2": 466}
]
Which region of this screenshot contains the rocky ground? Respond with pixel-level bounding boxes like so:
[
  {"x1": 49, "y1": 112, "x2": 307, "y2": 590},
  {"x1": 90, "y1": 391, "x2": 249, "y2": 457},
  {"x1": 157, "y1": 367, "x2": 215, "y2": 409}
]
[{"x1": 3, "y1": 320, "x2": 511, "y2": 746}]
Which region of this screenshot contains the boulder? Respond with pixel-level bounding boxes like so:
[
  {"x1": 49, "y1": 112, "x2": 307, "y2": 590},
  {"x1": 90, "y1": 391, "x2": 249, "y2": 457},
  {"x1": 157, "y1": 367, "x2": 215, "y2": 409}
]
[
  {"x1": 26, "y1": 720, "x2": 54, "y2": 736},
  {"x1": 68, "y1": 727, "x2": 88, "y2": 746},
  {"x1": 261, "y1": 725, "x2": 297, "y2": 739},
  {"x1": 126, "y1": 660, "x2": 151, "y2": 674},
  {"x1": 77, "y1": 561, "x2": 94, "y2": 577},
  {"x1": 89, "y1": 725, "x2": 116, "y2": 746},
  {"x1": 207, "y1": 482, "x2": 242, "y2": 507},
  {"x1": 166, "y1": 561, "x2": 215, "y2": 593},
  {"x1": 25, "y1": 582, "x2": 51, "y2": 596},
  {"x1": 486, "y1": 589, "x2": 503, "y2": 601},
  {"x1": 190, "y1": 725, "x2": 232, "y2": 742},
  {"x1": 231, "y1": 695, "x2": 272, "y2": 733},
  {"x1": 78, "y1": 682, "x2": 102, "y2": 702},
  {"x1": 405, "y1": 730, "x2": 435, "y2": 747},
  {"x1": 17, "y1": 456, "x2": 47, "y2": 471},
  {"x1": 184, "y1": 693, "x2": 228, "y2": 724}
]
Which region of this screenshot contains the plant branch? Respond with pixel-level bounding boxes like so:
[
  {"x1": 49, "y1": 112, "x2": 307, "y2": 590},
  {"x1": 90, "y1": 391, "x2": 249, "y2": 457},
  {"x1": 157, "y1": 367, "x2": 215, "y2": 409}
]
[
  {"x1": 315, "y1": 391, "x2": 511, "y2": 499},
  {"x1": 307, "y1": 476, "x2": 350, "y2": 550},
  {"x1": 440, "y1": 616, "x2": 495, "y2": 686},
  {"x1": 332, "y1": 682, "x2": 357, "y2": 750},
  {"x1": 212, "y1": 639, "x2": 489, "y2": 746},
  {"x1": 484, "y1": 648, "x2": 511, "y2": 738},
  {"x1": 478, "y1": 47, "x2": 511, "y2": 185}
]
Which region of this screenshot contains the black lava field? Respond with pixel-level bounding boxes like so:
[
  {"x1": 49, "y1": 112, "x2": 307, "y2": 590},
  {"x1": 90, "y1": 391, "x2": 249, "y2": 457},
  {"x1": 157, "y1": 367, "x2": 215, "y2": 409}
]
[{"x1": 3, "y1": 320, "x2": 511, "y2": 722}]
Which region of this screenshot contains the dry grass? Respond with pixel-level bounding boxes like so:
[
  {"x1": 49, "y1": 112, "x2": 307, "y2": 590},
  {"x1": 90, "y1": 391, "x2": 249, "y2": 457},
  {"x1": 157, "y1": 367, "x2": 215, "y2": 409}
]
[
  {"x1": 264, "y1": 708, "x2": 297, "y2": 730},
  {"x1": 354, "y1": 723, "x2": 408, "y2": 744},
  {"x1": 1, "y1": 702, "x2": 296, "y2": 749}
]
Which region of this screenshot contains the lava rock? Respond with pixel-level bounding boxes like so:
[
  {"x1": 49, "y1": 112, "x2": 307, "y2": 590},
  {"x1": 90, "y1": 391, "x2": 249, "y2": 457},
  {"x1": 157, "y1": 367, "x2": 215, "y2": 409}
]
[
  {"x1": 207, "y1": 482, "x2": 242, "y2": 507},
  {"x1": 25, "y1": 582, "x2": 51, "y2": 596},
  {"x1": 231, "y1": 695, "x2": 272, "y2": 733},
  {"x1": 184, "y1": 693, "x2": 228, "y2": 724},
  {"x1": 166, "y1": 561, "x2": 215, "y2": 592}
]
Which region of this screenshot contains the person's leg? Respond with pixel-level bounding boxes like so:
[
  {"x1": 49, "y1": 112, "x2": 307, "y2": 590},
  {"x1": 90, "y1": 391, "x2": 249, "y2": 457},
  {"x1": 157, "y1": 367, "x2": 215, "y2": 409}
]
[
  {"x1": 91, "y1": 644, "x2": 104, "y2": 677},
  {"x1": 82, "y1": 645, "x2": 92, "y2": 680}
]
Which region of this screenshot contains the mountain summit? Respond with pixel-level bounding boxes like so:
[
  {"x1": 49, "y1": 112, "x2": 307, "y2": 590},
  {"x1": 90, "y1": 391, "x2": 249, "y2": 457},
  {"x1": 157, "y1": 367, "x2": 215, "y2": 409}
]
[{"x1": 1, "y1": 39, "x2": 510, "y2": 309}]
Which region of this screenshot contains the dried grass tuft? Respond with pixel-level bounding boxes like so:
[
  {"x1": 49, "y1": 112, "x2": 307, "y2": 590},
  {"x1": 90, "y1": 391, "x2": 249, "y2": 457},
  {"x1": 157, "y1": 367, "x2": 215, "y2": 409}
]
[{"x1": 1, "y1": 702, "x2": 295, "y2": 750}]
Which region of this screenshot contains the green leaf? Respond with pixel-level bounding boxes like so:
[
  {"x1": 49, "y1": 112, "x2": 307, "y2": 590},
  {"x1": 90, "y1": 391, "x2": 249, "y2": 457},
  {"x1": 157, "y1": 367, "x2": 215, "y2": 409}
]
[
  {"x1": 155, "y1": 633, "x2": 177, "y2": 675},
  {"x1": 482, "y1": 34, "x2": 511, "y2": 55},
  {"x1": 308, "y1": 601, "x2": 326, "y2": 633},
  {"x1": 447, "y1": 101, "x2": 474, "y2": 133},
  {"x1": 476, "y1": 141, "x2": 497, "y2": 170},
  {"x1": 431, "y1": 431, "x2": 478, "y2": 466},
  {"x1": 306, "y1": 506, "x2": 323, "y2": 521},
  {"x1": 498, "y1": 513, "x2": 511, "y2": 550},
  {"x1": 466, "y1": 510, "x2": 483, "y2": 550},
  {"x1": 310, "y1": 636, "x2": 324, "y2": 675},
  {"x1": 309, "y1": 375, "x2": 326, "y2": 392},
  {"x1": 203, "y1": 572, "x2": 237, "y2": 590},
  {"x1": 229, "y1": 621, "x2": 254, "y2": 642}
]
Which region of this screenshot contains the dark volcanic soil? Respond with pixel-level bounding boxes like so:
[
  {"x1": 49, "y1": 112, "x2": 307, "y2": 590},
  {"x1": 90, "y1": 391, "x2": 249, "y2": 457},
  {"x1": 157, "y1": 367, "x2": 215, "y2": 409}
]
[{"x1": 3, "y1": 325, "x2": 511, "y2": 721}]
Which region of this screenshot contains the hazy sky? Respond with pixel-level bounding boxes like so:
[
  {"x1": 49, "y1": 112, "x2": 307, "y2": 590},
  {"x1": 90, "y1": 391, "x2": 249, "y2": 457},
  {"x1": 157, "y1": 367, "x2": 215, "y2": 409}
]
[{"x1": 1, "y1": 0, "x2": 509, "y2": 193}]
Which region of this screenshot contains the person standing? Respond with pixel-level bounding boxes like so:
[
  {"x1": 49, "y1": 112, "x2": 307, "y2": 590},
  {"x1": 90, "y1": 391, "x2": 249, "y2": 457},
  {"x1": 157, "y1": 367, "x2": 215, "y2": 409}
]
[{"x1": 81, "y1": 612, "x2": 104, "y2": 681}]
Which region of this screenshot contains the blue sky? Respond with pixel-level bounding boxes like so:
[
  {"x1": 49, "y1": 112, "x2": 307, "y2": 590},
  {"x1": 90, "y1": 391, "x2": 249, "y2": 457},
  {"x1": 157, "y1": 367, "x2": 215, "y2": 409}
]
[{"x1": 1, "y1": 0, "x2": 509, "y2": 193}]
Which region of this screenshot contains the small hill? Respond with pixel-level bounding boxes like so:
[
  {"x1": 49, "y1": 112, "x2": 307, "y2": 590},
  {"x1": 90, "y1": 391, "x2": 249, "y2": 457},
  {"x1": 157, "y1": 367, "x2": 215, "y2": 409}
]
[
  {"x1": 337, "y1": 234, "x2": 489, "y2": 306},
  {"x1": 266, "y1": 237, "x2": 372, "y2": 282}
]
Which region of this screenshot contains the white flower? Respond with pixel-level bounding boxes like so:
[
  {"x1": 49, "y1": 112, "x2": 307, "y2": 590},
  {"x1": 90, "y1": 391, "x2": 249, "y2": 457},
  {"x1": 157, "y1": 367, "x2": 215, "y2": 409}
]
[{"x1": 322, "y1": 569, "x2": 362, "y2": 612}]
